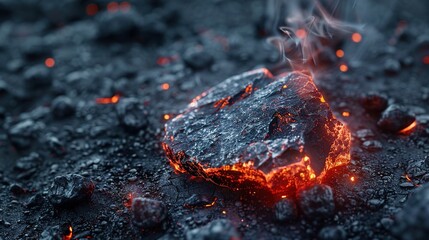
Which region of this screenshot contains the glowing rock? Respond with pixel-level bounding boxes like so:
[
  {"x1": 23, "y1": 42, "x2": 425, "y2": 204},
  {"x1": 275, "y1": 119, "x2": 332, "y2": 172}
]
[{"x1": 163, "y1": 69, "x2": 350, "y2": 196}]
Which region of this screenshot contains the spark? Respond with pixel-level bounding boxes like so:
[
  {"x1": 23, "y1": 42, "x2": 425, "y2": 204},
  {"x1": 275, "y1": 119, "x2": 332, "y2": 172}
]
[
  {"x1": 161, "y1": 83, "x2": 170, "y2": 91},
  {"x1": 204, "y1": 197, "x2": 217, "y2": 208},
  {"x1": 339, "y1": 64, "x2": 348, "y2": 72},
  {"x1": 336, "y1": 49, "x2": 344, "y2": 58},
  {"x1": 45, "y1": 58, "x2": 55, "y2": 68},
  {"x1": 320, "y1": 96, "x2": 326, "y2": 103},
  {"x1": 163, "y1": 114, "x2": 171, "y2": 120},
  {"x1": 352, "y1": 32, "x2": 362, "y2": 43},
  {"x1": 342, "y1": 111, "x2": 350, "y2": 117},
  {"x1": 350, "y1": 176, "x2": 355, "y2": 182}
]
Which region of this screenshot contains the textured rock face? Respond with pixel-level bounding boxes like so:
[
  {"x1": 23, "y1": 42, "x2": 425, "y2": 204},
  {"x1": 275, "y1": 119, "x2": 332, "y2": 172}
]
[{"x1": 163, "y1": 69, "x2": 350, "y2": 196}]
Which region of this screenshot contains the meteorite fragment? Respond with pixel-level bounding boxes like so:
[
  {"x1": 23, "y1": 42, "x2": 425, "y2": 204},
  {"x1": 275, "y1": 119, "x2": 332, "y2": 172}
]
[{"x1": 162, "y1": 69, "x2": 350, "y2": 197}]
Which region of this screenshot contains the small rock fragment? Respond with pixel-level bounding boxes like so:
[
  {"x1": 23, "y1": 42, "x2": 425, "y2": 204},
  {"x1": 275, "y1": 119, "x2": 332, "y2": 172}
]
[
  {"x1": 274, "y1": 198, "x2": 297, "y2": 222},
  {"x1": 394, "y1": 183, "x2": 429, "y2": 240},
  {"x1": 7, "y1": 120, "x2": 41, "y2": 149},
  {"x1": 362, "y1": 140, "x2": 383, "y2": 152},
  {"x1": 184, "y1": 194, "x2": 216, "y2": 208},
  {"x1": 48, "y1": 174, "x2": 95, "y2": 207},
  {"x1": 186, "y1": 219, "x2": 240, "y2": 240},
  {"x1": 318, "y1": 226, "x2": 347, "y2": 240},
  {"x1": 384, "y1": 59, "x2": 401, "y2": 75},
  {"x1": 183, "y1": 47, "x2": 214, "y2": 70},
  {"x1": 360, "y1": 93, "x2": 388, "y2": 113},
  {"x1": 298, "y1": 184, "x2": 335, "y2": 219},
  {"x1": 377, "y1": 105, "x2": 415, "y2": 133},
  {"x1": 26, "y1": 193, "x2": 45, "y2": 208},
  {"x1": 23, "y1": 65, "x2": 52, "y2": 88},
  {"x1": 40, "y1": 225, "x2": 62, "y2": 240},
  {"x1": 115, "y1": 98, "x2": 148, "y2": 131},
  {"x1": 51, "y1": 96, "x2": 75, "y2": 119},
  {"x1": 131, "y1": 197, "x2": 167, "y2": 228}
]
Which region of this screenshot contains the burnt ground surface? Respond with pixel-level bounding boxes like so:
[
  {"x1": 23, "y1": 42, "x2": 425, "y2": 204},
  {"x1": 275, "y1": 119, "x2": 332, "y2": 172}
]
[{"x1": 1, "y1": 0, "x2": 429, "y2": 239}]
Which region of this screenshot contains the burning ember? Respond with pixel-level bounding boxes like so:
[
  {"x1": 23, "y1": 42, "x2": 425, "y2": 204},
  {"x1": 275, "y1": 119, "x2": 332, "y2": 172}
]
[{"x1": 163, "y1": 68, "x2": 350, "y2": 198}]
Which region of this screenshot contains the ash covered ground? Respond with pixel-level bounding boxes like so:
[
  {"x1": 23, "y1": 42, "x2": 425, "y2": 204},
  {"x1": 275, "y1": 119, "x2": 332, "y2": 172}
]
[{"x1": 1, "y1": 0, "x2": 429, "y2": 239}]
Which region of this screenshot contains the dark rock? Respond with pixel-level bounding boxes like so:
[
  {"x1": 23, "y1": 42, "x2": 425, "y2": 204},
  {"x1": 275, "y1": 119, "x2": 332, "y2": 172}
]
[
  {"x1": 186, "y1": 219, "x2": 240, "y2": 240},
  {"x1": 380, "y1": 217, "x2": 394, "y2": 230},
  {"x1": 39, "y1": 225, "x2": 62, "y2": 240},
  {"x1": 274, "y1": 198, "x2": 297, "y2": 222},
  {"x1": 355, "y1": 129, "x2": 375, "y2": 142},
  {"x1": 367, "y1": 199, "x2": 384, "y2": 210},
  {"x1": 51, "y1": 96, "x2": 75, "y2": 119},
  {"x1": 96, "y1": 10, "x2": 139, "y2": 40},
  {"x1": 297, "y1": 184, "x2": 335, "y2": 219},
  {"x1": 384, "y1": 59, "x2": 401, "y2": 75},
  {"x1": 48, "y1": 174, "x2": 95, "y2": 207},
  {"x1": 184, "y1": 194, "x2": 216, "y2": 208},
  {"x1": 9, "y1": 183, "x2": 26, "y2": 195},
  {"x1": 377, "y1": 105, "x2": 415, "y2": 133},
  {"x1": 183, "y1": 47, "x2": 214, "y2": 70},
  {"x1": 25, "y1": 193, "x2": 45, "y2": 208},
  {"x1": 44, "y1": 135, "x2": 66, "y2": 156},
  {"x1": 362, "y1": 140, "x2": 383, "y2": 152},
  {"x1": 7, "y1": 120, "x2": 42, "y2": 149},
  {"x1": 360, "y1": 93, "x2": 388, "y2": 113},
  {"x1": 23, "y1": 65, "x2": 52, "y2": 89},
  {"x1": 131, "y1": 197, "x2": 167, "y2": 228},
  {"x1": 15, "y1": 152, "x2": 41, "y2": 171},
  {"x1": 14, "y1": 152, "x2": 41, "y2": 179},
  {"x1": 318, "y1": 226, "x2": 347, "y2": 240},
  {"x1": 393, "y1": 183, "x2": 429, "y2": 240},
  {"x1": 163, "y1": 69, "x2": 350, "y2": 196},
  {"x1": 115, "y1": 98, "x2": 148, "y2": 132}
]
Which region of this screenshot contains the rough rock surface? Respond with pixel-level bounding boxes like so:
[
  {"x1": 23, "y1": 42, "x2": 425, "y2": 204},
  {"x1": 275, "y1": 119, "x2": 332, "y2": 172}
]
[{"x1": 163, "y1": 69, "x2": 350, "y2": 195}]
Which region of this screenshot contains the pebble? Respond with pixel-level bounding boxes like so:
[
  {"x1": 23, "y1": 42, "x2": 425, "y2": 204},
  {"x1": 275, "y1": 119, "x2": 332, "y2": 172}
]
[
  {"x1": 51, "y1": 96, "x2": 75, "y2": 119},
  {"x1": 360, "y1": 93, "x2": 388, "y2": 113},
  {"x1": 115, "y1": 98, "x2": 148, "y2": 132},
  {"x1": 183, "y1": 47, "x2": 214, "y2": 70},
  {"x1": 131, "y1": 197, "x2": 167, "y2": 228},
  {"x1": 298, "y1": 184, "x2": 335, "y2": 219},
  {"x1": 318, "y1": 226, "x2": 347, "y2": 240},
  {"x1": 274, "y1": 198, "x2": 297, "y2": 222},
  {"x1": 185, "y1": 219, "x2": 240, "y2": 240},
  {"x1": 48, "y1": 174, "x2": 95, "y2": 207},
  {"x1": 394, "y1": 183, "x2": 429, "y2": 240},
  {"x1": 23, "y1": 65, "x2": 52, "y2": 88},
  {"x1": 377, "y1": 104, "x2": 415, "y2": 133}
]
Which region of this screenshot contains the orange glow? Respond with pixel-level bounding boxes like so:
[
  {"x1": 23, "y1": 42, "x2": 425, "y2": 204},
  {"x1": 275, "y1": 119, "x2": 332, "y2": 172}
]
[
  {"x1": 320, "y1": 96, "x2": 326, "y2": 103},
  {"x1": 222, "y1": 210, "x2": 227, "y2": 214},
  {"x1": 282, "y1": 84, "x2": 288, "y2": 89},
  {"x1": 351, "y1": 33, "x2": 362, "y2": 43},
  {"x1": 107, "y1": 2, "x2": 119, "y2": 12},
  {"x1": 96, "y1": 94, "x2": 120, "y2": 104},
  {"x1": 63, "y1": 226, "x2": 73, "y2": 240},
  {"x1": 423, "y1": 56, "x2": 429, "y2": 65},
  {"x1": 161, "y1": 83, "x2": 170, "y2": 90},
  {"x1": 86, "y1": 4, "x2": 98, "y2": 16},
  {"x1": 336, "y1": 49, "x2": 344, "y2": 58},
  {"x1": 342, "y1": 111, "x2": 350, "y2": 117},
  {"x1": 119, "y1": 2, "x2": 131, "y2": 12},
  {"x1": 45, "y1": 58, "x2": 55, "y2": 68},
  {"x1": 204, "y1": 197, "x2": 217, "y2": 208},
  {"x1": 281, "y1": 195, "x2": 287, "y2": 199},
  {"x1": 398, "y1": 120, "x2": 417, "y2": 134},
  {"x1": 164, "y1": 114, "x2": 171, "y2": 120},
  {"x1": 295, "y1": 29, "x2": 307, "y2": 39},
  {"x1": 124, "y1": 192, "x2": 135, "y2": 208},
  {"x1": 350, "y1": 176, "x2": 355, "y2": 182},
  {"x1": 339, "y1": 64, "x2": 348, "y2": 72}
]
